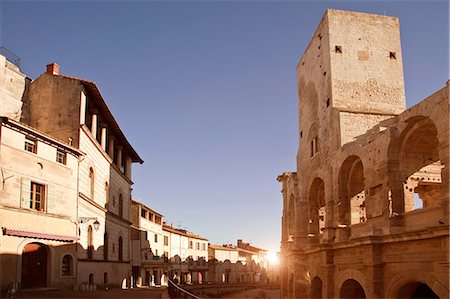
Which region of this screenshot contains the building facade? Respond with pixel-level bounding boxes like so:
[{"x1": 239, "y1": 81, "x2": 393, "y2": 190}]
[
  {"x1": 208, "y1": 240, "x2": 270, "y2": 284},
  {"x1": 278, "y1": 9, "x2": 449, "y2": 299},
  {"x1": 0, "y1": 55, "x2": 143, "y2": 291},
  {"x1": 163, "y1": 223, "x2": 209, "y2": 284},
  {"x1": 0, "y1": 116, "x2": 82, "y2": 291},
  {"x1": 130, "y1": 200, "x2": 169, "y2": 287}
]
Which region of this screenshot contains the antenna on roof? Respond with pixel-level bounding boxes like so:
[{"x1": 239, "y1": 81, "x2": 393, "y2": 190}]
[{"x1": 0, "y1": 47, "x2": 21, "y2": 67}]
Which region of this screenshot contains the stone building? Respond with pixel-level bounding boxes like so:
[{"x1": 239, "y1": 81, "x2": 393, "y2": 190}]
[
  {"x1": 23, "y1": 63, "x2": 143, "y2": 289},
  {"x1": 208, "y1": 241, "x2": 269, "y2": 284},
  {"x1": 130, "y1": 200, "x2": 169, "y2": 287},
  {"x1": 0, "y1": 116, "x2": 82, "y2": 291},
  {"x1": 0, "y1": 54, "x2": 143, "y2": 291},
  {"x1": 163, "y1": 223, "x2": 209, "y2": 284},
  {"x1": 277, "y1": 9, "x2": 448, "y2": 299}
]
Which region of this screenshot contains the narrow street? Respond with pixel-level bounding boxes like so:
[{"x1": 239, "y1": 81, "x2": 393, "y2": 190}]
[
  {"x1": 220, "y1": 288, "x2": 280, "y2": 299},
  {"x1": 13, "y1": 287, "x2": 167, "y2": 299}
]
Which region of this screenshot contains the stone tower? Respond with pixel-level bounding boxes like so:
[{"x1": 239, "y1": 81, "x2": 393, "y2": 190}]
[{"x1": 297, "y1": 9, "x2": 406, "y2": 168}]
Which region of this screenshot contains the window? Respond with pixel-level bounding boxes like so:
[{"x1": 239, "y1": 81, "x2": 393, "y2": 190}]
[
  {"x1": 105, "y1": 182, "x2": 109, "y2": 208},
  {"x1": 89, "y1": 168, "x2": 95, "y2": 200},
  {"x1": 104, "y1": 272, "x2": 108, "y2": 285},
  {"x1": 189, "y1": 241, "x2": 193, "y2": 249},
  {"x1": 144, "y1": 231, "x2": 148, "y2": 241},
  {"x1": 141, "y1": 209, "x2": 147, "y2": 218},
  {"x1": 89, "y1": 273, "x2": 94, "y2": 285},
  {"x1": 118, "y1": 194, "x2": 123, "y2": 218},
  {"x1": 335, "y1": 45, "x2": 342, "y2": 53},
  {"x1": 155, "y1": 249, "x2": 159, "y2": 257},
  {"x1": 118, "y1": 236, "x2": 123, "y2": 261},
  {"x1": 310, "y1": 137, "x2": 319, "y2": 157},
  {"x1": 154, "y1": 234, "x2": 158, "y2": 243},
  {"x1": 30, "y1": 182, "x2": 45, "y2": 211},
  {"x1": 164, "y1": 251, "x2": 168, "y2": 257},
  {"x1": 389, "y1": 51, "x2": 396, "y2": 60},
  {"x1": 61, "y1": 255, "x2": 73, "y2": 276},
  {"x1": 24, "y1": 137, "x2": 37, "y2": 153},
  {"x1": 103, "y1": 232, "x2": 108, "y2": 260},
  {"x1": 196, "y1": 242, "x2": 200, "y2": 250},
  {"x1": 56, "y1": 149, "x2": 66, "y2": 164},
  {"x1": 202, "y1": 243, "x2": 206, "y2": 251},
  {"x1": 164, "y1": 236, "x2": 169, "y2": 246},
  {"x1": 87, "y1": 226, "x2": 93, "y2": 260}
]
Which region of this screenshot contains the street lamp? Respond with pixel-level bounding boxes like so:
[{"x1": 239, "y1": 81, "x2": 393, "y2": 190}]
[{"x1": 79, "y1": 217, "x2": 100, "y2": 230}]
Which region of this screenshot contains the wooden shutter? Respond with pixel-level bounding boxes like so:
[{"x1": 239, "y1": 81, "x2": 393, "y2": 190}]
[
  {"x1": 20, "y1": 178, "x2": 31, "y2": 208},
  {"x1": 46, "y1": 184, "x2": 56, "y2": 213}
]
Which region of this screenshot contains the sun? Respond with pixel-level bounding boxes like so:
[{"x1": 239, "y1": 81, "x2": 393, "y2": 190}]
[{"x1": 267, "y1": 251, "x2": 280, "y2": 266}]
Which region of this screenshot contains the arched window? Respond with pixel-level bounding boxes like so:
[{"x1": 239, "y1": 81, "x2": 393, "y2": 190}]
[
  {"x1": 104, "y1": 182, "x2": 109, "y2": 208},
  {"x1": 309, "y1": 178, "x2": 326, "y2": 237},
  {"x1": 89, "y1": 167, "x2": 95, "y2": 200},
  {"x1": 103, "y1": 232, "x2": 108, "y2": 261},
  {"x1": 119, "y1": 194, "x2": 123, "y2": 218},
  {"x1": 118, "y1": 236, "x2": 123, "y2": 261},
  {"x1": 89, "y1": 273, "x2": 94, "y2": 286},
  {"x1": 310, "y1": 276, "x2": 323, "y2": 299},
  {"x1": 388, "y1": 117, "x2": 442, "y2": 214},
  {"x1": 340, "y1": 279, "x2": 366, "y2": 299},
  {"x1": 87, "y1": 225, "x2": 93, "y2": 260},
  {"x1": 104, "y1": 272, "x2": 108, "y2": 285},
  {"x1": 61, "y1": 255, "x2": 73, "y2": 276},
  {"x1": 338, "y1": 155, "x2": 366, "y2": 226}
]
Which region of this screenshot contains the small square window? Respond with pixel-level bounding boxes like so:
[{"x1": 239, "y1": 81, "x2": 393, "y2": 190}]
[
  {"x1": 25, "y1": 138, "x2": 37, "y2": 153},
  {"x1": 56, "y1": 150, "x2": 67, "y2": 164},
  {"x1": 335, "y1": 45, "x2": 342, "y2": 53},
  {"x1": 389, "y1": 52, "x2": 396, "y2": 60}
]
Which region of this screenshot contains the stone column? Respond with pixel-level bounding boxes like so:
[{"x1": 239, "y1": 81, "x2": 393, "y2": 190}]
[
  {"x1": 80, "y1": 92, "x2": 87, "y2": 125},
  {"x1": 108, "y1": 136, "x2": 115, "y2": 160},
  {"x1": 125, "y1": 156, "x2": 132, "y2": 179},
  {"x1": 116, "y1": 146, "x2": 123, "y2": 169},
  {"x1": 101, "y1": 126, "x2": 107, "y2": 151},
  {"x1": 91, "y1": 114, "x2": 98, "y2": 139}
]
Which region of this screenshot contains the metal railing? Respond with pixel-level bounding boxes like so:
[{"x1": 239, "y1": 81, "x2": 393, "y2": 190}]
[{"x1": 168, "y1": 279, "x2": 202, "y2": 299}]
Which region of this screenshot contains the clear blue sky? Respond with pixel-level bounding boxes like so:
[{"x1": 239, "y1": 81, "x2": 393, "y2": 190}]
[{"x1": 1, "y1": 1, "x2": 448, "y2": 251}]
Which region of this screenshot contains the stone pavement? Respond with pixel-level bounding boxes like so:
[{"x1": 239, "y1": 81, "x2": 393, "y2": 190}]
[
  {"x1": 12, "y1": 287, "x2": 167, "y2": 299},
  {"x1": 220, "y1": 288, "x2": 280, "y2": 299}
]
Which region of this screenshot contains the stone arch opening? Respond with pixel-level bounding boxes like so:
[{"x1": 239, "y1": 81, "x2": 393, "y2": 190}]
[
  {"x1": 21, "y1": 242, "x2": 49, "y2": 288},
  {"x1": 118, "y1": 236, "x2": 123, "y2": 261},
  {"x1": 389, "y1": 117, "x2": 442, "y2": 214},
  {"x1": 338, "y1": 155, "x2": 366, "y2": 226},
  {"x1": 87, "y1": 225, "x2": 93, "y2": 259},
  {"x1": 397, "y1": 282, "x2": 439, "y2": 298},
  {"x1": 89, "y1": 167, "x2": 95, "y2": 200},
  {"x1": 119, "y1": 193, "x2": 123, "y2": 218},
  {"x1": 339, "y1": 279, "x2": 366, "y2": 299},
  {"x1": 61, "y1": 254, "x2": 73, "y2": 276},
  {"x1": 310, "y1": 276, "x2": 323, "y2": 299},
  {"x1": 309, "y1": 178, "x2": 326, "y2": 236}
]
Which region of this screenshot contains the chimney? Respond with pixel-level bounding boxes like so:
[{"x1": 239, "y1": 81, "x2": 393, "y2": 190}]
[{"x1": 46, "y1": 63, "x2": 60, "y2": 75}]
